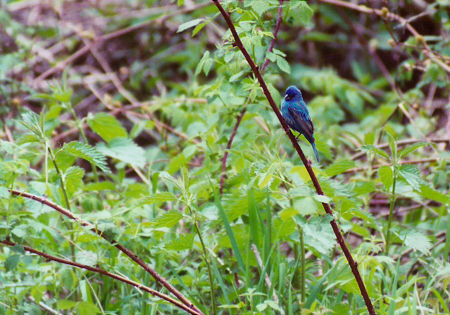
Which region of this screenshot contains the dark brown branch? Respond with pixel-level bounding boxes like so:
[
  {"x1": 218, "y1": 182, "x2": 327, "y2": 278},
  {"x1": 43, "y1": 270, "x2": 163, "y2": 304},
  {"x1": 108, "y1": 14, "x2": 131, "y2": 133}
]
[
  {"x1": 211, "y1": 1, "x2": 375, "y2": 314},
  {"x1": 219, "y1": 0, "x2": 284, "y2": 194},
  {"x1": 8, "y1": 189, "x2": 202, "y2": 315},
  {"x1": 0, "y1": 240, "x2": 200, "y2": 315}
]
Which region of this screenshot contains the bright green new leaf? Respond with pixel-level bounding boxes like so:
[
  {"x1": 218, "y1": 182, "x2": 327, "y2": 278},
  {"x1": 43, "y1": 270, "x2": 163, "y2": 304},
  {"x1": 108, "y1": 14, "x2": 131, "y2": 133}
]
[
  {"x1": 88, "y1": 113, "x2": 127, "y2": 143},
  {"x1": 177, "y1": 18, "x2": 203, "y2": 33},
  {"x1": 404, "y1": 231, "x2": 431, "y2": 254},
  {"x1": 61, "y1": 141, "x2": 110, "y2": 173},
  {"x1": 97, "y1": 138, "x2": 145, "y2": 168},
  {"x1": 378, "y1": 165, "x2": 393, "y2": 190}
]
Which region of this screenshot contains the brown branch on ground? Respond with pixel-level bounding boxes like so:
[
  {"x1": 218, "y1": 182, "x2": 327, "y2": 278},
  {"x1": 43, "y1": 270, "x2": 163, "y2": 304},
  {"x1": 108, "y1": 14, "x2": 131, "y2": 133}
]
[
  {"x1": 0, "y1": 239, "x2": 201, "y2": 315},
  {"x1": 8, "y1": 189, "x2": 202, "y2": 315},
  {"x1": 219, "y1": 0, "x2": 284, "y2": 194},
  {"x1": 211, "y1": 1, "x2": 375, "y2": 313}
]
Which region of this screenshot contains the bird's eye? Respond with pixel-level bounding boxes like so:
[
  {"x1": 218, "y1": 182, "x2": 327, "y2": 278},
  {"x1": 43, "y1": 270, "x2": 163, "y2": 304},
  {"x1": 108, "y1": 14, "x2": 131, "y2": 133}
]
[{"x1": 285, "y1": 95, "x2": 291, "y2": 101}]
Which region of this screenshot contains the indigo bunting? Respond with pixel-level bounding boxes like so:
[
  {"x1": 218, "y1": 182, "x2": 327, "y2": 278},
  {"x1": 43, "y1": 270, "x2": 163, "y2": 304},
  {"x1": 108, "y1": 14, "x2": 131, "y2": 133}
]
[{"x1": 281, "y1": 85, "x2": 319, "y2": 162}]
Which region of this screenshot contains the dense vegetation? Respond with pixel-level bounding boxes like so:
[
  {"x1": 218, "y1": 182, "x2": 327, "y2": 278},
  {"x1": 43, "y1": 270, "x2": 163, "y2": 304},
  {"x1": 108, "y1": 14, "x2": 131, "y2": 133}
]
[{"x1": 0, "y1": 0, "x2": 448, "y2": 314}]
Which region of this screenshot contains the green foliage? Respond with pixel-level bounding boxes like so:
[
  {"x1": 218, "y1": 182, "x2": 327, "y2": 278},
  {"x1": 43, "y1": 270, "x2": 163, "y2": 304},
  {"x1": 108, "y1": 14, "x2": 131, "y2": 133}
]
[{"x1": 0, "y1": 0, "x2": 448, "y2": 314}]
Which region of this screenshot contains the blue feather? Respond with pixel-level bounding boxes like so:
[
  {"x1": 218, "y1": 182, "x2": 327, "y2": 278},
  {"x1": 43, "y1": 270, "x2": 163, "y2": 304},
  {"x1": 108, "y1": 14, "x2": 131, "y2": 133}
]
[{"x1": 281, "y1": 86, "x2": 320, "y2": 162}]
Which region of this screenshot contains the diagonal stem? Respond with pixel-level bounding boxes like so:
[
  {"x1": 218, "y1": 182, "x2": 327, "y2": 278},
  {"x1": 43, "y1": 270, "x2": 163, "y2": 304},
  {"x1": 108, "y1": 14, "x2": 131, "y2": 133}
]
[
  {"x1": 8, "y1": 189, "x2": 202, "y2": 315},
  {"x1": 211, "y1": 1, "x2": 375, "y2": 313},
  {"x1": 0, "y1": 240, "x2": 201, "y2": 315}
]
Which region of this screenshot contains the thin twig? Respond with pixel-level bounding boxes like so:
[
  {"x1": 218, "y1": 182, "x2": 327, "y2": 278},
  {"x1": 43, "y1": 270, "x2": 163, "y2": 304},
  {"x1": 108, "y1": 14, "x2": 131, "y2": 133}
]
[
  {"x1": 211, "y1": 1, "x2": 375, "y2": 314},
  {"x1": 0, "y1": 240, "x2": 201, "y2": 315},
  {"x1": 8, "y1": 189, "x2": 202, "y2": 315}
]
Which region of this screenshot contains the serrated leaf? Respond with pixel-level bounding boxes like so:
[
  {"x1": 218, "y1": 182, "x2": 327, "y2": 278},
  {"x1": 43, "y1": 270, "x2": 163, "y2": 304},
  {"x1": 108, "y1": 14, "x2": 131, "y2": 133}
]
[
  {"x1": 97, "y1": 138, "x2": 145, "y2": 168},
  {"x1": 276, "y1": 55, "x2": 291, "y2": 74},
  {"x1": 378, "y1": 165, "x2": 393, "y2": 190},
  {"x1": 141, "y1": 192, "x2": 177, "y2": 204},
  {"x1": 153, "y1": 211, "x2": 183, "y2": 228},
  {"x1": 404, "y1": 231, "x2": 431, "y2": 254},
  {"x1": 20, "y1": 111, "x2": 43, "y2": 138},
  {"x1": 297, "y1": 216, "x2": 335, "y2": 255},
  {"x1": 165, "y1": 233, "x2": 194, "y2": 250},
  {"x1": 75, "y1": 251, "x2": 98, "y2": 266},
  {"x1": 177, "y1": 18, "x2": 203, "y2": 33},
  {"x1": 5, "y1": 254, "x2": 20, "y2": 271},
  {"x1": 64, "y1": 166, "x2": 85, "y2": 197},
  {"x1": 399, "y1": 142, "x2": 427, "y2": 158},
  {"x1": 398, "y1": 164, "x2": 423, "y2": 190},
  {"x1": 419, "y1": 185, "x2": 449, "y2": 204},
  {"x1": 87, "y1": 113, "x2": 127, "y2": 143},
  {"x1": 61, "y1": 141, "x2": 110, "y2": 173}
]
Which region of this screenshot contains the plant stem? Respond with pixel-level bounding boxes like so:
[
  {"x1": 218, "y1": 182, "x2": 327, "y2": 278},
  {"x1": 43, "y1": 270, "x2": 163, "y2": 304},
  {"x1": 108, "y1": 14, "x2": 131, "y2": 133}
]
[
  {"x1": 193, "y1": 219, "x2": 217, "y2": 315},
  {"x1": 67, "y1": 104, "x2": 99, "y2": 181},
  {"x1": 385, "y1": 168, "x2": 397, "y2": 254},
  {"x1": 299, "y1": 227, "x2": 306, "y2": 304}
]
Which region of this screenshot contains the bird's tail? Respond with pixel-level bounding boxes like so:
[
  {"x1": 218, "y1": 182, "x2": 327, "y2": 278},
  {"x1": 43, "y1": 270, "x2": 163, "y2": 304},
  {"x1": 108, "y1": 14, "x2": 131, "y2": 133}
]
[{"x1": 312, "y1": 143, "x2": 320, "y2": 162}]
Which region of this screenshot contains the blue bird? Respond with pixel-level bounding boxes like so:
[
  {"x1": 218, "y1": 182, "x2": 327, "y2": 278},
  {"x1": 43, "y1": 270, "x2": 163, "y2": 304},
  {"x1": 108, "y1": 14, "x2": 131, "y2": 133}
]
[{"x1": 281, "y1": 85, "x2": 320, "y2": 162}]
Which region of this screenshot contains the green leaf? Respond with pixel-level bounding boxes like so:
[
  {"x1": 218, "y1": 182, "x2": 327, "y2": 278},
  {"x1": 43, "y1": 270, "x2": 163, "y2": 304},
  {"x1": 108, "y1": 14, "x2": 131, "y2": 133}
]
[
  {"x1": 398, "y1": 142, "x2": 427, "y2": 158},
  {"x1": 64, "y1": 166, "x2": 85, "y2": 197},
  {"x1": 195, "y1": 51, "x2": 210, "y2": 76},
  {"x1": 325, "y1": 160, "x2": 355, "y2": 176},
  {"x1": 20, "y1": 111, "x2": 43, "y2": 138},
  {"x1": 419, "y1": 185, "x2": 449, "y2": 204},
  {"x1": 61, "y1": 141, "x2": 110, "y2": 173},
  {"x1": 362, "y1": 145, "x2": 390, "y2": 160},
  {"x1": 165, "y1": 233, "x2": 194, "y2": 250},
  {"x1": 398, "y1": 164, "x2": 424, "y2": 190},
  {"x1": 297, "y1": 216, "x2": 335, "y2": 255},
  {"x1": 276, "y1": 55, "x2": 291, "y2": 74},
  {"x1": 75, "y1": 251, "x2": 98, "y2": 266},
  {"x1": 404, "y1": 231, "x2": 431, "y2": 254},
  {"x1": 141, "y1": 192, "x2": 177, "y2": 205},
  {"x1": 313, "y1": 194, "x2": 331, "y2": 204},
  {"x1": 5, "y1": 254, "x2": 20, "y2": 271},
  {"x1": 87, "y1": 113, "x2": 127, "y2": 143},
  {"x1": 192, "y1": 22, "x2": 207, "y2": 37},
  {"x1": 378, "y1": 165, "x2": 393, "y2": 190},
  {"x1": 57, "y1": 300, "x2": 77, "y2": 310},
  {"x1": 177, "y1": 18, "x2": 203, "y2": 33},
  {"x1": 152, "y1": 211, "x2": 183, "y2": 228},
  {"x1": 97, "y1": 138, "x2": 145, "y2": 168}
]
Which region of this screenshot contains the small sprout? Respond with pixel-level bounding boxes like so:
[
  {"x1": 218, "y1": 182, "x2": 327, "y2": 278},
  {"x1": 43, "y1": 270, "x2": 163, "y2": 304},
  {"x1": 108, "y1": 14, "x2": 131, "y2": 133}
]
[
  {"x1": 388, "y1": 39, "x2": 395, "y2": 47},
  {"x1": 415, "y1": 35, "x2": 425, "y2": 45},
  {"x1": 381, "y1": 7, "x2": 389, "y2": 18}
]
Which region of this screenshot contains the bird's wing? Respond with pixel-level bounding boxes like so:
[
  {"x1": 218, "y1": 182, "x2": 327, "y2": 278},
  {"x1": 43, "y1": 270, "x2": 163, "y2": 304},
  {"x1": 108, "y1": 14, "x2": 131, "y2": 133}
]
[{"x1": 288, "y1": 105, "x2": 315, "y2": 143}]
